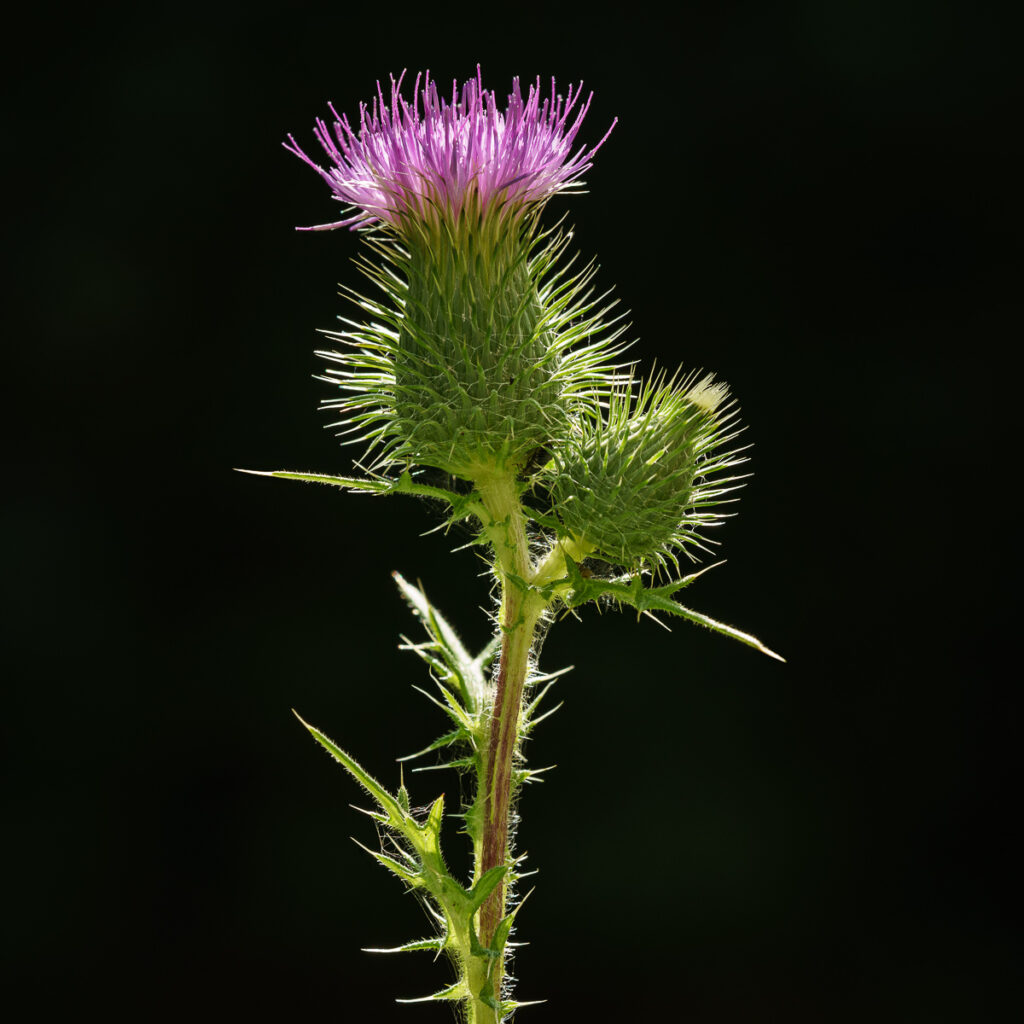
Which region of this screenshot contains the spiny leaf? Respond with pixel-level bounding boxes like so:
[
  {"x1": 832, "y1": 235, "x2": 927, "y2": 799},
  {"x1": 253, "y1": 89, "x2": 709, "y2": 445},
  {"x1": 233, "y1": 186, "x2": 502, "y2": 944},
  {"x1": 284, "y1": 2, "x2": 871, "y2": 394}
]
[
  {"x1": 526, "y1": 664, "x2": 573, "y2": 688},
  {"x1": 397, "y1": 728, "x2": 466, "y2": 763},
  {"x1": 477, "y1": 978, "x2": 504, "y2": 1012},
  {"x1": 363, "y1": 937, "x2": 446, "y2": 954},
  {"x1": 655, "y1": 601, "x2": 786, "y2": 662},
  {"x1": 394, "y1": 572, "x2": 486, "y2": 711},
  {"x1": 349, "y1": 803, "x2": 389, "y2": 824},
  {"x1": 395, "y1": 980, "x2": 468, "y2": 1003},
  {"x1": 560, "y1": 557, "x2": 784, "y2": 661},
  {"x1": 234, "y1": 468, "x2": 394, "y2": 494},
  {"x1": 560, "y1": 554, "x2": 710, "y2": 609},
  {"x1": 411, "y1": 757, "x2": 475, "y2": 773},
  {"x1": 294, "y1": 711, "x2": 414, "y2": 831},
  {"x1": 398, "y1": 638, "x2": 452, "y2": 683},
  {"x1": 410, "y1": 684, "x2": 473, "y2": 731},
  {"x1": 394, "y1": 573, "x2": 474, "y2": 671},
  {"x1": 522, "y1": 671, "x2": 570, "y2": 735},
  {"x1": 469, "y1": 927, "x2": 501, "y2": 961},
  {"x1": 236, "y1": 468, "x2": 483, "y2": 521},
  {"x1": 351, "y1": 838, "x2": 422, "y2": 886},
  {"x1": 397, "y1": 640, "x2": 468, "y2": 706},
  {"x1": 424, "y1": 794, "x2": 445, "y2": 839},
  {"x1": 467, "y1": 864, "x2": 509, "y2": 914},
  {"x1": 489, "y1": 885, "x2": 535, "y2": 959},
  {"x1": 516, "y1": 765, "x2": 556, "y2": 785},
  {"x1": 522, "y1": 701, "x2": 563, "y2": 734},
  {"x1": 486, "y1": 911, "x2": 520, "y2": 962},
  {"x1": 397, "y1": 775, "x2": 411, "y2": 812}
]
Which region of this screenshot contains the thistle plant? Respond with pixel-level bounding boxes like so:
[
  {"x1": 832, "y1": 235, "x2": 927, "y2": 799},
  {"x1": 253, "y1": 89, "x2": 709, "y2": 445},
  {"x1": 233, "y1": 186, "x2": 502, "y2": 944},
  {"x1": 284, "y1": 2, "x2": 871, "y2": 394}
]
[{"x1": 249, "y1": 68, "x2": 781, "y2": 1022}]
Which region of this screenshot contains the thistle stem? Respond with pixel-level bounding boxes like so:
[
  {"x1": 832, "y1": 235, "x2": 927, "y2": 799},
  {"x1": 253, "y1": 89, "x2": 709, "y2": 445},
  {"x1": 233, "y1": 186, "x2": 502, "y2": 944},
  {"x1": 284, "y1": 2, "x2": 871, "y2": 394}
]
[
  {"x1": 471, "y1": 471, "x2": 542, "y2": 1016},
  {"x1": 481, "y1": 586, "x2": 542, "y2": 935},
  {"x1": 469, "y1": 480, "x2": 594, "y2": 1018}
]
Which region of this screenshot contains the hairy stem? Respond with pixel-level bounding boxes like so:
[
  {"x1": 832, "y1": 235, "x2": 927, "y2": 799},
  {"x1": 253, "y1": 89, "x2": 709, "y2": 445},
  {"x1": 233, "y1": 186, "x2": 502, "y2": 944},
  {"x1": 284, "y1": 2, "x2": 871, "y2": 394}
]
[
  {"x1": 472, "y1": 471, "x2": 541, "y2": 1014},
  {"x1": 481, "y1": 586, "x2": 542, "y2": 936},
  {"x1": 469, "y1": 481, "x2": 592, "y2": 1017},
  {"x1": 461, "y1": 922, "x2": 498, "y2": 1024}
]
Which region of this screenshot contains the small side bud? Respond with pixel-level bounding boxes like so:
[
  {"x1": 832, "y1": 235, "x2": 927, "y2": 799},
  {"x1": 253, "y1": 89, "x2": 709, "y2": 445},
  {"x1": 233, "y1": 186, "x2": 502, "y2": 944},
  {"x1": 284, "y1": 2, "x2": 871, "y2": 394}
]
[{"x1": 550, "y1": 373, "x2": 745, "y2": 567}]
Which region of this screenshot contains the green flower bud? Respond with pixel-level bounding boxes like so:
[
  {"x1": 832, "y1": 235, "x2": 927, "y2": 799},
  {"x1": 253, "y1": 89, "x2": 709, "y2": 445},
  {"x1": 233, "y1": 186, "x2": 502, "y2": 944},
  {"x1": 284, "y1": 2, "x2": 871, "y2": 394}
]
[
  {"x1": 391, "y1": 206, "x2": 568, "y2": 478},
  {"x1": 549, "y1": 373, "x2": 745, "y2": 567},
  {"x1": 317, "y1": 200, "x2": 625, "y2": 483}
]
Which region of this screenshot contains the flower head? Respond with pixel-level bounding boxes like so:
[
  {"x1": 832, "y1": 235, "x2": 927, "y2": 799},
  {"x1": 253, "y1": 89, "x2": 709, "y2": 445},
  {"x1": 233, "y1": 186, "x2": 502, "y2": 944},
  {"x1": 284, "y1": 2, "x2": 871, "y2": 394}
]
[{"x1": 285, "y1": 68, "x2": 616, "y2": 231}]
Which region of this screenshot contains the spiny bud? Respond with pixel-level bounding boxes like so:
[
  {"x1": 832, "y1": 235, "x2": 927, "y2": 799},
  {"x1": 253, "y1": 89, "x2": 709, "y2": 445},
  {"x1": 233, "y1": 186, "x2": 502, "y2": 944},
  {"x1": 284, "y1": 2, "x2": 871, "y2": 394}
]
[
  {"x1": 375, "y1": 204, "x2": 569, "y2": 478},
  {"x1": 549, "y1": 373, "x2": 746, "y2": 567}
]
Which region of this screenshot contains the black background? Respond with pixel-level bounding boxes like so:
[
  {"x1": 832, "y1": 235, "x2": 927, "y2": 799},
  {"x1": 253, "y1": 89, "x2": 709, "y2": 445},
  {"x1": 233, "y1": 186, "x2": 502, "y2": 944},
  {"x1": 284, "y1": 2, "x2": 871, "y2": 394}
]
[{"x1": 6, "y1": 3, "x2": 1019, "y2": 1020}]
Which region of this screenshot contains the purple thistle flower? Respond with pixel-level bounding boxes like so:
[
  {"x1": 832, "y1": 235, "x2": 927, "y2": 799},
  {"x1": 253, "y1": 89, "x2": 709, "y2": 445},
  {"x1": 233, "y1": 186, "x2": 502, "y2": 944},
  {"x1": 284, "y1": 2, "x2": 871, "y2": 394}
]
[{"x1": 285, "y1": 67, "x2": 616, "y2": 231}]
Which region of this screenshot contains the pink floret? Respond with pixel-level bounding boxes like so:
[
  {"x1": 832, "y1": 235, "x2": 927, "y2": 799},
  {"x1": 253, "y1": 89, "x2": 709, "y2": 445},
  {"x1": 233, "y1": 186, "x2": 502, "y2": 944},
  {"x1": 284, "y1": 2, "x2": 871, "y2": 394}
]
[{"x1": 285, "y1": 67, "x2": 616, "y2": 230}]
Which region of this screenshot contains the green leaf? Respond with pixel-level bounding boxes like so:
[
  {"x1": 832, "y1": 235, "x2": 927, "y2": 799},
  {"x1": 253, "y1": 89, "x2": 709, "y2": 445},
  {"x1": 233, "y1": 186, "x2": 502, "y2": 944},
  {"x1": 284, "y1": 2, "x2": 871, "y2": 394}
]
[
  {"x1": 235, "y1": 468, "x2": 484, "y2": 522},
  {"x1": 394, "y1": 573, "x2": 473, "y2": 663},
  {"x1": 560, "y1": 557, "x2": 784, "y2": 661},
  {"x1": 396, "y1": 778, "x2": 411, "y2": 813},
  {"x1": 466, "y1": 864, "x2": 509, "y2": 914},
  {"x1": 654, "y1": 601, "x2": 785, "y2": 661},
  {"x1": 395, "y1": 980, "x2": 468, "y2": 1003},
  {"x1": 477, "y1": 978, "x2": 503, "y2": 1012},
  {"x1": 424, "y1": 794, "x2": 445, "y2": 838},
  {"x1": 363, "y1": 937, "x2": 446, "y2": 954},
  {"x1": 469, "y1": 927, "x2": 500, "y2": 960},
  {"x1": 522, "y1": 701, "x2": 563, "y2": 734},
  {"x1": 410, "y1": 684, "x2": 474, "y2": 732},
  {"x1": 397, "y1": 728, "x2": 466, "y2": 763},
  {"x1": 234, "y1": 468, "x2": 394, "y2": 494},
  {"x1": 293, "y1": 711, "x2": 414, "y2": 832},
  {"x1": 560, "y1": 554, "x2": 704, "y2": 608},
  {"x1": 394, "y1": 572, "x2": 488, "y2": 711},
  {"x1": 393, "y1": 470, "x2": 481, "y2": 514},
  {"x1": 411, "y1": 757, "x2": 474, "y2": 774},
  {"x1": 522, "y1": 668, "x2": 571, "y2": 735},
  {"x1": 348, "y1": 803, "x2": 389, "y2": 824},
  {"x1": 351, "y1": 838, "x2": 422, "y2": 886},
  {"x1": 489, "y1": 885, "x2": 534, "y2": 959},
  {"x1": 516, "y1": 765, "x2": 555, "y2": 785}
]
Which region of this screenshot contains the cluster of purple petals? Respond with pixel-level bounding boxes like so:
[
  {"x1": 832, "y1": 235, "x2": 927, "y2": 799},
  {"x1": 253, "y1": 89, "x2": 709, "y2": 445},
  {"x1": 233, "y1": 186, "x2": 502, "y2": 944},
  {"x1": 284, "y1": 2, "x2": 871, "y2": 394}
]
[{"x1": 285, "y1": 68, "x2": 616, "y2": 230}]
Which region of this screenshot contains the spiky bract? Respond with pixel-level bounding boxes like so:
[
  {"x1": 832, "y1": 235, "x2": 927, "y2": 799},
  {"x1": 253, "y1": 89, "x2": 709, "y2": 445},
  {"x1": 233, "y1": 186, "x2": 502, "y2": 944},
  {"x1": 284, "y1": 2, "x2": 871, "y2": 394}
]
[
  {"x1": 550, "y1": 374, "x2": 747, "y2": 568},
  {"x1": 318, "y1": 202, "x2": 626, "y2": 480}
]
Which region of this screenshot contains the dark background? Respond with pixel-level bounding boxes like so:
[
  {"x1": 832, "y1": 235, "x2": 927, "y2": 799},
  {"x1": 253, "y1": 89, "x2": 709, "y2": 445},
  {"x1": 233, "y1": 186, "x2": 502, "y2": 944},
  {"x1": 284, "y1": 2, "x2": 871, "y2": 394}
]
[{"x1": 6, "y1": 3, "x2": 1019, "y2": 1020}]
